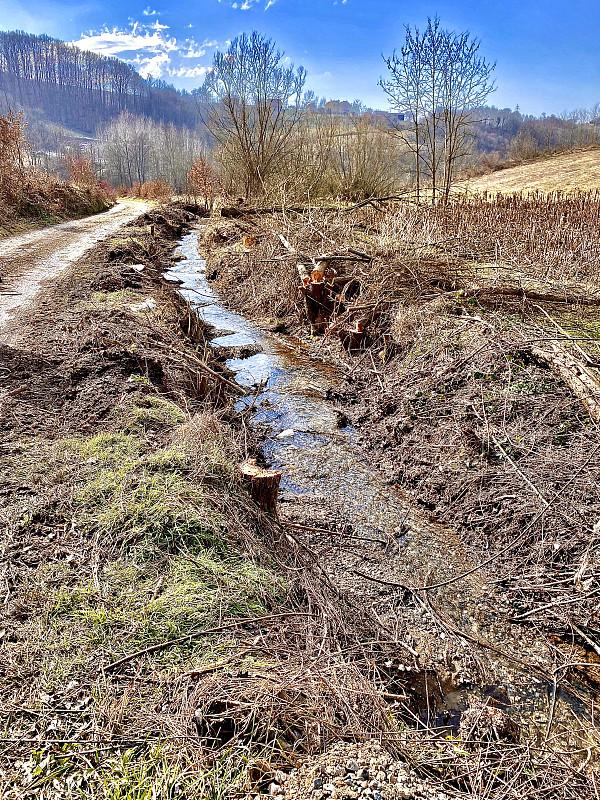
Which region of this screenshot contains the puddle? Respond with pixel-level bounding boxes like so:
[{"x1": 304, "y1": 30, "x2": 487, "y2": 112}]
[{"x1": 167, "y1": 231, "x2": 594, "y2": 744}]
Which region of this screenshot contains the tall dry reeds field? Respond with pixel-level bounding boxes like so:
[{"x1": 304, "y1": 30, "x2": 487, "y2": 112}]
[
  {"x1": 465, "y1": 148, "x2": 600, "y2": 194},
  {"x1": 377, "y1": 190, "x2": 600, "y2": 290},
  {"x1": 207, "y1": 190, "x2": 600, "y2": 330}
]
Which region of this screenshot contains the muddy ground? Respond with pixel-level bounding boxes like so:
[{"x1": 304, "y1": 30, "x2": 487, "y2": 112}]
[
  {"x1": 1, "y1": 201, "x2": 599, "y2": 798},
  {"x1": 0, "y1": 203, "x2": 290, "y2": 797},
  {"x1": 198, "y1": 206, "x2": 600, "y2": 794}
]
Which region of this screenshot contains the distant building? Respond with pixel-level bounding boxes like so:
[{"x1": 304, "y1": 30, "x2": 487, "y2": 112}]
[
  {"x1": 304, "y1": 100, "x2": 405, "y2": 125},
  {"x1": 323, "y1": 100, "x2": 353, "y2": 115},
  {"x1": 371, "y1": 110, "x2": 405, "y2": 124}
]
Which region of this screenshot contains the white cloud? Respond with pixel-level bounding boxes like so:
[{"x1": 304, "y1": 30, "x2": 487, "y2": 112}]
[
  {"x1": 168, "y1": 66, "x2": 210, "y2": 78},
  {"x1": 72, "y1": 27, "x2": 178, "y2": 60},
  {"x1": 183, "y1": 47, "x2": 206, "y2": 58},
  {"x1": 149, "y1": 19, "x2": 170, "y2": 31},
  {"x1": 142, "y1": 6, "x2": 160, "y2": 15},
  {"x1": 137, "y1": 51, "x2": 170, "y2": 78},
  {"x1": 226, "y1": 0, "x2": 276, "y2": 8},
  {"x1": 70, "y1": 22, "x2": 219, "y2": 84}
]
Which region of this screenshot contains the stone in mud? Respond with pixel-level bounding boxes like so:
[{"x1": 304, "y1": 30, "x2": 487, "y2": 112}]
[{"x1": 458, "y1": 700, "x2": 520, "y2": 744}]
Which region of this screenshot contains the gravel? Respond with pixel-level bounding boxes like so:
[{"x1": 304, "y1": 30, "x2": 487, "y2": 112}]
[{"x1": 248, "y1": 741, "x2": 448, "y2": 800}]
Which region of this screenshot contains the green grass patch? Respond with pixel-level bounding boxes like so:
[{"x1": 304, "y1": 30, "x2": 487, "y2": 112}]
[
  {"x1": 22, "y1": 411, "x2": 284, "y2": 680},
  {"x1": 5, "y1": 400, "x2": 287, "y2": 800},
  {"x1": 115, "y1": 396, "x2": 187, "y2": 432},
  {"x1": 22, "y1": 739, "x2": 257, "y2": 799},
  {"x1": 88, "y1": 289, "x2": 145, "y2": 309},
  {"x1": 43, "y1": 550, "x2": 279, "y2": 670},
  {"x1": 56, "y1": 430, "x2": 222, "y2": 550}
]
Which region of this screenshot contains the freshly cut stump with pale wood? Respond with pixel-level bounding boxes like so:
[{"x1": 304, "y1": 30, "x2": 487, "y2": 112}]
[{"x1": 239, "y1": 458, "x2": 282, "y2": 513}]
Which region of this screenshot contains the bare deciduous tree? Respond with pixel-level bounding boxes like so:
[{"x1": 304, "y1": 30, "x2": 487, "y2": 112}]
[
  {"x1": 199, "y1": 32, "x2": 307, "y2": 198},
  {"x1": 381, "y1": 17, "x2": 495, "y2": 201},
  {"x1": 187, "y1": 155, "x2": 219, "y2": 210}
]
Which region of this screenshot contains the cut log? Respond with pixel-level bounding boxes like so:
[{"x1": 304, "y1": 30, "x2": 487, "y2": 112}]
[
  {"x1": 240, "y1": 459, "x2": 282, "y2": 512},
  {"x1": 297, "y1": 263, "x2": 332, "y2": 333},
  {"x1": 530, "y1": 343, "x2": 600, "y2": 423}
]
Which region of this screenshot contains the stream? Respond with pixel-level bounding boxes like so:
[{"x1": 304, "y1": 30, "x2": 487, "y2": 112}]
[{"x1": 166, "y1": 230, "x2": 590, "y2": 743}]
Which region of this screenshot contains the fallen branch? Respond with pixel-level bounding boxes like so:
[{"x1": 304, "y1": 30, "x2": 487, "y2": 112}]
[
  {"x1": 530, "y1": 342, "x2": 600, "y2": 423},
  {"x1": 156, "y1": 343, "x2": 248, "y2": 395},
  {"x1": 435, "y1": 278, "x2": 600, "y2": 307},
  {"x1": 103, "y1": 612, "x2": 312, "y2": 672}
]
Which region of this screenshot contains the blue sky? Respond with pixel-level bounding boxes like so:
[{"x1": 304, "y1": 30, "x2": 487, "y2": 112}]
[{"x1": 1, "y1": 0, "x2": 599, "y2": 115}]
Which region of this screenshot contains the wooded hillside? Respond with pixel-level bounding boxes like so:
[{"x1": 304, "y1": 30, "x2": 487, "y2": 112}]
[{"x1": 0, "y1": 30, "x2": 202, "y2": 134}]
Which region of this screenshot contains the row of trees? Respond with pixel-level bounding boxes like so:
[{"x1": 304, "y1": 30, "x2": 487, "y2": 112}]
[
  {"x1": 189, "y1": 25, "x2": 495, "y2": 201},
  {"x1": 6, "y1": 24, "x2": 600, "y2": 202},
  {"x1": 0, "y1": 30, "x2": 201, "y2": 134},
  {"x1": 380, "y1": 17, "x2": 495, "y2": 201},
  {"x1": 98, "y1": 112, "x2": 209, "y2": 191}
]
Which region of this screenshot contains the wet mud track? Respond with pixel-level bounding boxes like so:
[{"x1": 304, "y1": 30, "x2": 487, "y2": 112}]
[
  {"x1": 0, "y1": 200, "x2": 149, "y2": 340},
  {"x1": 170, "y1": 229, "x2": 594, "y2": 744}
]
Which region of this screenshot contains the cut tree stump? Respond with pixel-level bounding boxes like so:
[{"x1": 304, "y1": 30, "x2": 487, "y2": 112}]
[{"x1": 240, "y1": 459, "x2": 282, "y2": 513}]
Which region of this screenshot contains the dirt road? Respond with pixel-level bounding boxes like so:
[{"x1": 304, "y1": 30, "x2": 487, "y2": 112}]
[{"x1": 0, "y1": 200, "x2": 149, "y2": 339}]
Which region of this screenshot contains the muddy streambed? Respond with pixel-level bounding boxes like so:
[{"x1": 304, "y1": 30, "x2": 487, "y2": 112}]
[{"x1": 166, "y1": 231, "x2": 591, "y2": 744}]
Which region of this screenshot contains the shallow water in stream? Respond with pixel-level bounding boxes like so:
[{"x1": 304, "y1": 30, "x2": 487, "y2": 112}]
[
  {"x1": 167, "y1": 232, "x2": 414, "y2": 543},
  {"x1": 166, "y1": 231, "x2": 591, "y2": 741}
]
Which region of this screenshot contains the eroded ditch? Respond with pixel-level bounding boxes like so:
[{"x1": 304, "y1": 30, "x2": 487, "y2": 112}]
[{"x1": 167, "y1": 229, "x2": 594, "y2": 749}]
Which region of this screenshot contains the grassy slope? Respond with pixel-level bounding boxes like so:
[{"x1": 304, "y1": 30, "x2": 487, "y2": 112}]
[{"x1": 465, "y1": 147, "x2": 600, "y2": 193}]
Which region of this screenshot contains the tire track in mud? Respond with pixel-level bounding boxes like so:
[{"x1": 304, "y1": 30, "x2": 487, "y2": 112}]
[{"x1": 0, "y1": 200, "x2": 149, "y2": 341}]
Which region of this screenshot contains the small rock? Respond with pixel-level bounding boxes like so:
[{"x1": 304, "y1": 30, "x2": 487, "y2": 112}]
[
  {"x1": 276, "y1": 428, "x2": 295, "y2": 439},
  {"x1": 314, "y1": 778, "x2": 324, "y2": 789}
]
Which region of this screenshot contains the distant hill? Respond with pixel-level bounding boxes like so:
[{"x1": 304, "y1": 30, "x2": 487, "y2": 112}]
[
  {"x1": 0, "y1": 30, "x2": 201, "y2": 136},
  {"x1": 464, "y1": 148, "x2": 600, "y2": 193}
]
